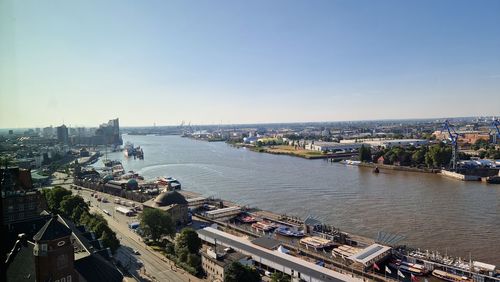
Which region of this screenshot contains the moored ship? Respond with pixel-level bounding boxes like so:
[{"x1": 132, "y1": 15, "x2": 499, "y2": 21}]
[
  {"x1": 389, "y1": 259, "x2": 428, "y2": 276},
  {"x1": 251, "y1": 221, "x2": 277, "y2": 232},
  {"x1": 276, "y1": 226, "x2": 305, "y2": 237},
  {"x1": 432, "y1": 270, "x2": 473, "y2": 282}
]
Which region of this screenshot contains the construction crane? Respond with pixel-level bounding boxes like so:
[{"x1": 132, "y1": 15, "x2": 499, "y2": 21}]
[
  {"x1": 490, "y1": 119, "x2": 500, "y2": 144},
  {"x1": 442, "y1": 120, "x2": 460, "y2": 171}
]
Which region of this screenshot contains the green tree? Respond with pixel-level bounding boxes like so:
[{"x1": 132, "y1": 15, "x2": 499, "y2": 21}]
[
  {"x1": 478, "y1": 150, "x2": 487, "y2": 159},
  {"x1": 139, "y1": 209, "x2": 174, "y2": 242},
  {"x1": 411, "y1": 148, "x2": 427, "y2": 166},
  {"x1": 425, "y1": 144, "x2": 452, "y2": 168},
  {"x1": 187, "y1": 253, "x2": 201, "y2": 270},
  {"x1": 175, "y1": 228, "x2": 201, "y2": 254},
  {"x1": 474, "y1": 139, "x2": 490, "y2": 150},
  {"x1": 175, "y1": 244, "x2": 189, "y2": 262},
  {"x1": 359, "y1": 145, "x2": 372, "y2": 162},
  {"x1": 60, "y1": 195, "x2": 88, "y2": 217},
  {"x1": 487, "y1": 149, "x2": 500, "y2": 159},
  {"x1": 101, "y1": 230, "x2": 120, "y2": 253},
  {"x1": 92, "y1": 221, "x2": 109, "y2": 238},
  {"x1": 43, "y1": 186, "x2": 72, "y2": 212},
  {"x1": 271, "y1": 272, "x2": 291, "y2": 282},
  {"x1": 224, "y1": 262, "x2": 260, "y2": 282},
  {"x1": 71, "y1": 205, "x2": 86, "y2": 224}
]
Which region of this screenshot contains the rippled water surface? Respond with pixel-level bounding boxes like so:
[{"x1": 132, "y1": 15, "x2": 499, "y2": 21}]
[{"x1": 99, "y1": 135, "x2": 500, "y2": 264}]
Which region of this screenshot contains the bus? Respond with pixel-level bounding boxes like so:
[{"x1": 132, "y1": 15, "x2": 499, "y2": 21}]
[{"x1": 115, "y1": 206, "x2": 134, "y2": 216}]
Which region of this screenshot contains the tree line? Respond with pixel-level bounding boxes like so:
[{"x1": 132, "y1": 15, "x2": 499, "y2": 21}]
[
  {"x1": 42, "y1": 186, "x2": 120, "y2": 253},
  {"x1": 359, "y1": 143, "x2": 455, "y2": 168}
]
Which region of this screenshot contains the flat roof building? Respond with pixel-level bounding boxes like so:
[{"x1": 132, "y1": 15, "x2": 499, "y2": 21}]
[
  {"x1": 202, "y1": 206, "x2": 241, "y2": 220},
  {"x1": 197, "y1": 227, "x2": 362, "y2": 282},
  {"x1": 347, "y1": 244, "x2": 392, "y2": 269}
]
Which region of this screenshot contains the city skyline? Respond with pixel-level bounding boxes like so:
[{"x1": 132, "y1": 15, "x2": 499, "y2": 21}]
[{"x1": 1, "y1": 0, "x2": 500, "y2": 128}]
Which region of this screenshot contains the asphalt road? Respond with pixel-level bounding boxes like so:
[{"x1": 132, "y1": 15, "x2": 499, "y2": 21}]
[{"x1": 72, "y1": 188, "x2": 201, "y2": 282}]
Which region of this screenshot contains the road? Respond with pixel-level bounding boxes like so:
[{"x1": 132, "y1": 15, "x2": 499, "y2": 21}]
[{"x1": 72, "y1": 187, "x2": 202, "y2": 282}]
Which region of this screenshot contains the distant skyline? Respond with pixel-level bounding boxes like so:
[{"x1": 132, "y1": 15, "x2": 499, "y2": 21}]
[{"x1": 1, "y1": 0, "x2": 499, "y2": 128}]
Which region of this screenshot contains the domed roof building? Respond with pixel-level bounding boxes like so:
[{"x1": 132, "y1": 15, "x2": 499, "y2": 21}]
[
  {"x1": 143, "y1": 191, "x2": 189, "y2": 225},
  {"x1": 154, "y1": 191, "x2": 188, "y2": 206},
  {"x1": 127, "y1": 179, "x2": 139, "y2": 190}
]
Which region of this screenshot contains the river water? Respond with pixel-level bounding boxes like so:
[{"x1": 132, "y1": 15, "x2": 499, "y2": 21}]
[{"x1": 98, "y1": 135, "x2": 500, "y2": 265}]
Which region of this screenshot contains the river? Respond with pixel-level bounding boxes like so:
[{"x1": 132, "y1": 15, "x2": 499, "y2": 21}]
[{"x1": 96, "y1": 135, "x2": 500, "y2": 265}]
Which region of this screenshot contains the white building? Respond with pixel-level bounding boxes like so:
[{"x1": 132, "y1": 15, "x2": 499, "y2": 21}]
[{"x1": 305, "y1": 142, "x2": 365, "y2": 152}]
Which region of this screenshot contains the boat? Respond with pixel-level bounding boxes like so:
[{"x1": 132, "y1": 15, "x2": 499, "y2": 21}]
[
  {"x1": 344, "y1": 160, "x2": 361, "y2": 166},
  {"x1": 389, "y1": 260, "x2": 428, "y2": 276},
  {"x1": 432, "y1": 270, "x2": 472, "y2": 282},
  {"x1": 123, "y1": 142, "x2": 144, "y2": 159},
  {"x1": 276, "y1": 226, "x2": 305, "y2": 237},
  {"x1": 103, "y1": 159, "x2": 121, "y2": 167},
  {"x1": 486, "y1": 175, "x2": 500, "y2": 184},
  {"x1": 251, "y1": 221, "x2": 276, "y2": 232},
  {"x1": 238, "y1": 215, "x2": 258, "y2": 223},
  {"x1": 158, "y1": 177, "x2": 181, "y2": 190},
  {"x1": 136, "y1": 146, "x2": 144, "y2": 159}
]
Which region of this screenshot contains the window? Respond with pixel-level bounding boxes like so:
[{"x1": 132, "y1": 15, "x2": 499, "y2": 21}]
[
  {"x1": 66, "y1": 275, "x2": 72, "y2": 282},
  {"x1": 41, "y1": 244, "x2": 47, "y2": 252},
  {"x1": 57, "y1": 254, "x2": 68, "y2": 270}
]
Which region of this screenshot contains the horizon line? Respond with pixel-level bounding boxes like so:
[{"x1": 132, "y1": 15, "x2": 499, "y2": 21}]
[{"x1": 1, "y1": 114, "x2": 499, "y2": 130}]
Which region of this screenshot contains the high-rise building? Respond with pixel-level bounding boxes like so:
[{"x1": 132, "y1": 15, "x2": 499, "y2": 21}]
[
  {"x1": 56, "y1": 125, "x2": 69, "y2": 144},
  {"x1": 94, "y1": 118, "x2": 122, "y2": 145},
  {"x1": 42, "y1": 126, "x2": 54, "y2": 138}
]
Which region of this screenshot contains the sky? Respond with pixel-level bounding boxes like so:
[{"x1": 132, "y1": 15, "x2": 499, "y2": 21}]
[{"x1": 1, "y1": 0, "x2": 499, "y2": 128}]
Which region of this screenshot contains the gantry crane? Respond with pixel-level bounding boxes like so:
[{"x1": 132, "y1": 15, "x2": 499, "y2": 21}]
[{"x1": 442, "y1": 120, "x2": 460, "y2": 171}]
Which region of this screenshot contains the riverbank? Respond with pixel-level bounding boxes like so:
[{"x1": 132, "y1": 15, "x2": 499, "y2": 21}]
[
  {"x1": 357, "y1": 162, "x2": 441, "y2": 174},
  {"x1": 94, "y1": 135, "x2": 500, "y2": 265},
  {"x1": 232, "y1": 144, "x2": 356, "y2": 159}
]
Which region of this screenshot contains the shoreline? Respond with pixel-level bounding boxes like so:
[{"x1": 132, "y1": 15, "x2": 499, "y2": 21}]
[
  {"x1": 73, "y1": 178, "x2": 500, "y2": 279},
  {"x1": 357, "y1": 162, "x2": 441, "y2": 174}
]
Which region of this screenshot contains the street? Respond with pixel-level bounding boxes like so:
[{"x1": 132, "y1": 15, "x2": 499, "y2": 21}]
[{"x1": 72, "y1": 187, "x2": 201, "y2": 282}]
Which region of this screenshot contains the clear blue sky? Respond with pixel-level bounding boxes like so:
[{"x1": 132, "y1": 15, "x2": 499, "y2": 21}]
[{"x1": 1, "y1": 0, "x2": 499, "y2": 127}]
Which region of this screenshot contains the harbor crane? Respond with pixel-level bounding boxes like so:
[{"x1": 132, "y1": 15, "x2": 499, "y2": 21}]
[
  {"x1": 490, "y1": 119, "x2": 500, "y2": 144},
  {"x1": 442, "y1": 120, "x2": 459, "y2": 171}
]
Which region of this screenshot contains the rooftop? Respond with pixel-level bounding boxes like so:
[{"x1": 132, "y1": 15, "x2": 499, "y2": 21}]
[
  {"x1": 33, "y1": 215, "x2": 72, "y2": 242},
  {"x1": 198, "y1": 227, "x2": 361, "y2": 282},
  {"x1": 348, "y1": 244, "x2": 392, "y2": 266},
  {"x1": 154, "y1": 190, "x2": 188, "y2": 206}
]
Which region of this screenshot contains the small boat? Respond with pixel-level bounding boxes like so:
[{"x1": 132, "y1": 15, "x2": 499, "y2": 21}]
[
  {"x1": 238, "y1": 215, "x2": 257, "y2": 223},
  {"x1": 251, "y1": 221, "x2": 276, "y2": 232},
  {"x1": 276, "y1": 226, "x2": 305, "y2": 237},
  {"x1": 432, "y1": 270, "x2": 472, "y2": 282},
  {"x1": 389, "y1": 260, "x2": 428, "y2": 276},
  {"x1": 158, "y1": 177, "x2": 182, "y2": 190}
]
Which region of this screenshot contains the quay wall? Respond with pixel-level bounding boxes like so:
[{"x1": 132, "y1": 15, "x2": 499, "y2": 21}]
[
  {"x1": 357, "y1": 162, "x2": 440, "y2": 173},
  {"x1": 440, "y1": 170, "x2": 482, "y2": 181}
]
